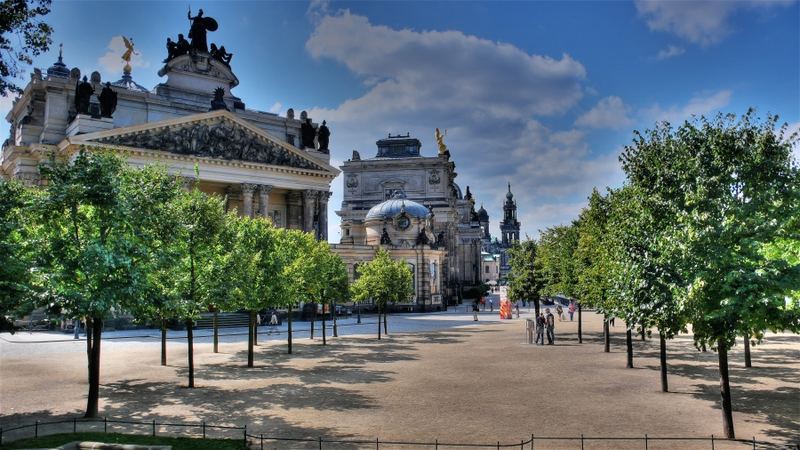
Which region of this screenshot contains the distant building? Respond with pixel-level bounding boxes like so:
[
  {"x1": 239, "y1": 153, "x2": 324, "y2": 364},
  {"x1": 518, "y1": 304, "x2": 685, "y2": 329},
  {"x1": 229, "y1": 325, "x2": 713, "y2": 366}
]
[
  {"x1": 480, "y1": 183, "x2": 522, "y2": 281},
  {"x1": 334, "y1": 133, "x2": 484, "y2": 306}
]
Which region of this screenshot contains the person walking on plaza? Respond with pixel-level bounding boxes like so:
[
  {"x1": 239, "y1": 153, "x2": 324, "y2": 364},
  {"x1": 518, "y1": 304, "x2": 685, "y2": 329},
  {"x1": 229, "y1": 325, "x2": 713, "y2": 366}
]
[
  {"x1": 472, "y1": 301, "x2": 479, "y2": 321},
  {"x1": 268, "y1": 311, "x2": 279, "y2": 334},
  {"x1": 545, "y1": 308, "x2": 555, "y2": 345},
  {"x1": 568, "y1": 301, "x2": 576, "y2": 321},
  {"x1": 556, "y1": 304, "x2": 563, "y2": 322},
  {"x1": 489, "y1": 298, "x2": 494, "y2": 312},
  {"x1": 514, "y1": 301, "x2": 520, "y2": 318},
  {"x1": 535, "y1": 313, "x2": 545, "y2": 345}
]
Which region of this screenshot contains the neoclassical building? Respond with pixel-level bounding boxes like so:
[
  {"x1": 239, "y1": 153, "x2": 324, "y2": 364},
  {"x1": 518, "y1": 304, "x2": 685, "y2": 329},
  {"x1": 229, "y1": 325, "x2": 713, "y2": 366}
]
[
  {"x1": 1, "y1": 14, "x2": 337, "y2": 238},
  {"x1": 334, "y1": 133, "x2": 484, "y2": 305}
]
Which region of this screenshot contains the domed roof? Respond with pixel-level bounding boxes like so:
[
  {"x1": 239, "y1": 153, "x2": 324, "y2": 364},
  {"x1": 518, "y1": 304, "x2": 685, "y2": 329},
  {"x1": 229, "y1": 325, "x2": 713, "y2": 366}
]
[
  {"x1": 365, "y1": 191, "x2": 431, "y2": 220},
  {"x1": 477, "y1": 204, "x2": 489, "y2": 220},
  {"x1": 506, "y1": 182, "x2": 514, "y2": 200}
]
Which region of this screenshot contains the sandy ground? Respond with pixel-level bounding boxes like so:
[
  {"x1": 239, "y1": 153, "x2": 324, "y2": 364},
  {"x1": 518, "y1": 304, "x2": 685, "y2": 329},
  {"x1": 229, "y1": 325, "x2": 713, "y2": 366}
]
[{"x1": 1, "y1": 310, "x2": 798, "y2": 449}]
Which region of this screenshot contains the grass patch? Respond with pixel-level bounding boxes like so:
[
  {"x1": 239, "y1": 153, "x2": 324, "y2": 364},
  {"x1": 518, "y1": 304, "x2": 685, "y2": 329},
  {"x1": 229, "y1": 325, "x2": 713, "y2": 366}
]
[{"x1": 0, "y1": 432, "x2": 246, "y2": 449}]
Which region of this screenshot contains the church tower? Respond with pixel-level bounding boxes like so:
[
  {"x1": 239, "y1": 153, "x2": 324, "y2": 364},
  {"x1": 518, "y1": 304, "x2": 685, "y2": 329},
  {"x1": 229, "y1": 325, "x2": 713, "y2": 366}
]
[{"x1": 500, "y1": 182, "x2": 520, "y2": 247}]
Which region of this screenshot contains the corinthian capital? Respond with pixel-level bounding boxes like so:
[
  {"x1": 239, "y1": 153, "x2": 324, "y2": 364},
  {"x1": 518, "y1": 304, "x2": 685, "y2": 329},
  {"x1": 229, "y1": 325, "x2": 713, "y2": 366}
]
[{"x1": 241, "y1": 183, "x2": 258, "y2": 194}]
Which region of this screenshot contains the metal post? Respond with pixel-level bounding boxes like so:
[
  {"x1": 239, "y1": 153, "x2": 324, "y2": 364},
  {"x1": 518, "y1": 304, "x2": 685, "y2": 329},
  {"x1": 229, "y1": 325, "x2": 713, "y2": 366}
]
[
  {"x1": 319, "y1": 436, "x2": 323, "y2": 450},
  {"x1": 202, "y1": 421, "x2": 206, "y2": 439},
  {"x1": 581, "y1": 434, "x2": 584, "y2": 450},
  {"x1": 645, "y1": 434, "x2": 648, "y2": 450},
  {"x1": 35, "y1": 420, "x2": 39, "y2": 438},
  {"x1": 376, "y1": 437, "x2": 379, "y2": 449},
  {"x1": 711, "y1": 434, "x2": 715, "y2": 450},
  {"x1": 752, "y1": 436, "x2": 756, "y2": 449},
  {"x1": 104, "y1": 417, "x2": 107, "y2": 433},
  {"x1": 531, "y1": 434, "x2": 534, "y2": 450},
  {"x1": 261, "y1": 433, "x2": 264, "y2": 450},
  {"x1": 497, "y1": 441, "x2": 500, "y2": 450},
  {"x1": 435, "y1": 439, "x2": 439, "y2": 450},
  {"x1": 73, "y1": 417, "x2": 77, "y2": 433},
  {"x1": 521, "y1": 439, "x2": 524, "y2": 449},
  {"x1": 152, "y1": 420, "x2": 156, "y2": 437},
  {"x1": 243, "y1": 425, "x2": 247, "y2": 446}
]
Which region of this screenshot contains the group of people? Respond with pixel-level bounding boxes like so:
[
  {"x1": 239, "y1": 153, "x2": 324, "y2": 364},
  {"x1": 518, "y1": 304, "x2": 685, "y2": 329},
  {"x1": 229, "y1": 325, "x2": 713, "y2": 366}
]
[{"x1": 534, "y1": 308, "x2": 556, "y2": 345}]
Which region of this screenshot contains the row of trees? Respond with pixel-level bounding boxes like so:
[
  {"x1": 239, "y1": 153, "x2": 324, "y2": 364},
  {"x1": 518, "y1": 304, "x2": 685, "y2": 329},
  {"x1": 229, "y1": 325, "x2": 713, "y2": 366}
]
[
  {"x1": 507, "y1": 111, "x2": 800, "y2": 438},
  {"x1": 0, "y1": 149, "x2": 413, "y2": 419}
]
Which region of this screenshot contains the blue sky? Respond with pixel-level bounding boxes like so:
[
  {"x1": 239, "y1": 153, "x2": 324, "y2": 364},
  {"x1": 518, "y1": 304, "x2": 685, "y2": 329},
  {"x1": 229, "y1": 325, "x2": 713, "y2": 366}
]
[{"x1": 4, "y1": 0, "x2": 799, "y2": 240}]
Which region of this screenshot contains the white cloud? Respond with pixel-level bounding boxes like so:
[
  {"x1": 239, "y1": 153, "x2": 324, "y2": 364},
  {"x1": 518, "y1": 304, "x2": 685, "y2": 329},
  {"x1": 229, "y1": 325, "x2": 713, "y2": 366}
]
[
  {"x1": 98, "y1": 36, "x2": 148, "y2": 76},
  {"x1": 655, "y1": 45, "x2": 685, "y2": 60},
  {"x1": 306, "y1": 0, "x2": 331, "y2": 26},
  {"x1": 643, "y1": 90, "x2": 732, "y2": 125},
  {"x1": 635, "y1": 0, "x2": 794, "y2": 46},
  {"x1": 269, "y1": 102, "x2": 282, "y2": 114},
  {"x1": 575, "y1": 96, "x2": 634, "y2": 129},
  {"x1": 305, "y1": 11, "x2": 623, "y2": 240}
]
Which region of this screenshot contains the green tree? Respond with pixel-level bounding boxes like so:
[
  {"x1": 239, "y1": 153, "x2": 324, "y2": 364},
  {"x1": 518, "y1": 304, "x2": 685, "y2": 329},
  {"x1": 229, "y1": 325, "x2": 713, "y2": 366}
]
[
  {"x1": 0, "y1": 0, "x2": 53, "y2": 95},
  {"x1": 0, "y1": 179, "x2": 37, "y2": 331},
  {"x1": 117, "y1": 166, "x2": 184, "y2": 367},
  {"x1": 281, "y1": 229, "x2": 317, "y2": 353},
  {"x1": 607, "y1": 185, "x2": 686, "y2": 389},
  {"x1": 621, "y1": 111, "x2": 800, "y2": 438},
  {"x1": 507, "y1": 239, "x2": 545, "y2": 317},
  {"x1": 537, "y1": 224, "x2": 580, "y2": 340},
  {"x1": 34, "y1": 150, "x2": 174, "y2": 417},
  {"x1": 167, "y1": 181, "x2": 226, "y2": 388},
  {"x1": 351, "y1": 248, "x2": 413, "y2": 339}
]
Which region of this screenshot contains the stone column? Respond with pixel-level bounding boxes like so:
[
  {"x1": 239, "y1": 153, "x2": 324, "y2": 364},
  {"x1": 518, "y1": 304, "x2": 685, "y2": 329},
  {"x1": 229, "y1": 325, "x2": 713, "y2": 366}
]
[
  {"x1": 241, "y1": 183, "x2": 257, "y2": 217},
  {"x1": 318, "y1": 191, "x2": 331, "y2": 241},
  {"x1": 258, "y1": 185, "x2": 273, "y2": 218},
  {"x1": 302, "y1": 190, "x2": 317, "y2": 233}
]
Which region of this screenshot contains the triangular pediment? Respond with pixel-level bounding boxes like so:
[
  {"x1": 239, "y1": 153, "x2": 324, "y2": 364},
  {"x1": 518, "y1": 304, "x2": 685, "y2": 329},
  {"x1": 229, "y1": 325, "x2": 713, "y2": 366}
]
[{"x1": 67, "y1": 110, "x2": 337, "y2": 175}]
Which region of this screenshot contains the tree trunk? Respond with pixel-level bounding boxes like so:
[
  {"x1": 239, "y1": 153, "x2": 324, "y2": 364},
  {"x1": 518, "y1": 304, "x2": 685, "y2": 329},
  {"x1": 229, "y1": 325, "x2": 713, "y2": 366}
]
[
  {"x1": 659, "y1": 329, "x2": 668, "y2": 393},
  {"x1": 717, "y1": 339, "x2": 735, "y2": 439},
  {"x1": 332, "y1": 301, "x2": 338, "y2": 337},
  {"x1": 357, "y1": 302, "x2": 361, "y2": 324},
  {"x1": 533, "y1": 299, "x2": 540, "y2": 318},
  {"x1": 383, "y1": 308, "x2": 388, "y2": 335},
  {"x1": 322, "y1": 304, "x2": 327, "y2": 346},
  {"x1": 310, "y1": 311, "x2": 315, "y2": 340},
  {"x1": 743, "y1": 334, "x2": 752, "y2": 368},
  {"x1": 247, "y1": 311, "x2": 255, "y2": 367},
  {"x1": 85, "y1": 317, "x2": 92, "y2": 375},
  {"x1": 603, "y1": 317, "x2": 610, "y2": 353},
  {"x1": 186, "y1": 319, "x2": 195, "y2": 388},
  {"x1": 212, "y1": 312, "x2": 219, "y2": 353},
  {"x1": 378, "y1": 305, "x2": 382, "y2": 340},
  {"x1": 626, "y1": 328, "x2": 633, "y2": 368},
  {"x1": 161, "y1": 320, "x2": 167, "y2": 366},
  {"x1": 84, "y1": 317, "x2": 102, "y2": 418},
  {"x1": 577, "y1": 303, "x2": 582, "y2": 344},
  {"x1": 287, "y1": 305, "x2": 293, "y2": 354},
  {"x1": 640, "y1": 323, "x2": 646, "y2": 341}
]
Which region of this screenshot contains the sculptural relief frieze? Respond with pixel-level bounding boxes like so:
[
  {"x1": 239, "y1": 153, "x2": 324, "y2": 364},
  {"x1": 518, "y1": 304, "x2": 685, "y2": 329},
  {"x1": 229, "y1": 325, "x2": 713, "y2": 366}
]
[{"x1": 92, "y1": 120, "x2": 321, "y2": 170}]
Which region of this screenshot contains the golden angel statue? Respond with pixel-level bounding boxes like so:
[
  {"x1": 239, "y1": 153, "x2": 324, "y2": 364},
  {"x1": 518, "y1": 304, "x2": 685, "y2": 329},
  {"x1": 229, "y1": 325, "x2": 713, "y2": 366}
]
[
  {"x1": 435, "y1": 127, "x2": 448, "y2": 155},
  {"x1": 121, "y1": 36, "x2": 138, "y2": 73}
]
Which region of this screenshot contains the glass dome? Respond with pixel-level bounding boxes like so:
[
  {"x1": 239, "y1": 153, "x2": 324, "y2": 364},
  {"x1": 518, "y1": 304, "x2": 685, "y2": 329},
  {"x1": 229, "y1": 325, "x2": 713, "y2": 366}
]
[{"x1": 365, "y1": 191, "x2": 431, "y2": 220}]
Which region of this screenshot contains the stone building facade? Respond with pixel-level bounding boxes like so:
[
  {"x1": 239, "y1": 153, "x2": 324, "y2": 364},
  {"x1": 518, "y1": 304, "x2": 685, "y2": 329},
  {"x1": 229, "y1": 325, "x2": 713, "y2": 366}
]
[
  {"x1": 335, "y1": 134, "x2": 483, "y2": 304},
  {"x1": 1, "y1": 16, "x2": 337, "y2": 239}
]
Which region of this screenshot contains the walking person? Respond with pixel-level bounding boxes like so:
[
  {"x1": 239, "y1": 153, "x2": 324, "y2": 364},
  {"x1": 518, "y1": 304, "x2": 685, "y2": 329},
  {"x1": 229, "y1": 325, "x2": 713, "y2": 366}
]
[
  {"x1": 568, "y1": 301, "x2": 576, "y2": 321},
  {"x1": 514, "y1": 301, "x2": 520, "y2": 318},
  {"x1": 609, "y1": 316, "x2": 616, "y2": 327},
  {"x1": 489, "y1": 298, "x2": 494, "y2": 312},
  {"x1": 472, "y1": 301, "x2": 479, "y2": 321},
  {"x1": 268, "y1": 310, "x2": 278, "y2": 334},
  {"x1": 556, "y1": 304, "x2": 563, "y2": 322},
  {"x1": 535, "y1": 313, "x2": 545, "y2": 345},
  {"x1": 545, "y1": 308, "x2": 555, "y2": 345}
]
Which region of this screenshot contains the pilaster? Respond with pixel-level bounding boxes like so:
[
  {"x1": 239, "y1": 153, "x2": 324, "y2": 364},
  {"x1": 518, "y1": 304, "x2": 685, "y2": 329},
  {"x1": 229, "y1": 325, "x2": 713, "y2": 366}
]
[{"x1": 241, "y1": 183, "x2": 257, "y2": 217}]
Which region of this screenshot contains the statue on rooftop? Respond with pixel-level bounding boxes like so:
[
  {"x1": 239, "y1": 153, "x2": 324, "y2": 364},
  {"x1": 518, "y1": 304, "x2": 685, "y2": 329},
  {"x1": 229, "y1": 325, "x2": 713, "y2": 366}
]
[
  {"x1": 210, "y1": 87, "x2": 228, "y2": 111},
  {"x1": 187, "y1": 8, "x2": 218, "y2": 53},
  {"x1": 74, "y1": 76, "x2": 93, "y2": 115},
  {"x1": 435, "y1": 127, "x2": 449, "y2": 156},
  {"x1": 99, "y1": 82, "x2": 117, "y2": 118},
  {"x1": 317, "y1": 120, "x2": 330, "y2": 152},
  {"x1": 210, "y1": 43, "x2": 233, "y2": 66},
  {"x1": 121, "y1": 36, "x2": 137, "y2": 73},
  {"x1": 301, "y1": 118, "x2": 316, "y2": 150}
]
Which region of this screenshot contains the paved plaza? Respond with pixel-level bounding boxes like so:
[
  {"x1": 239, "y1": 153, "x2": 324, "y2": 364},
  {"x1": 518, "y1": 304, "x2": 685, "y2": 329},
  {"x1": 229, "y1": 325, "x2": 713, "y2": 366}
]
[{"x1": 1, "y1": 307, "x2": 798, "y2": 449}]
